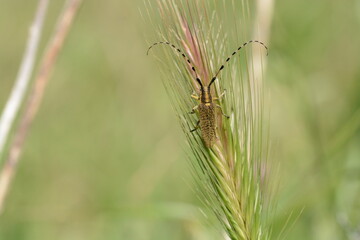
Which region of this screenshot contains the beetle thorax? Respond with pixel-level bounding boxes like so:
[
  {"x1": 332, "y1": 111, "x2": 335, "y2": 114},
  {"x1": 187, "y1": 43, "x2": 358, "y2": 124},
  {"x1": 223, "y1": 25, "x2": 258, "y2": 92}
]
[{"x1": 200, "y1": 87, "x2": 212, "y2": 104}]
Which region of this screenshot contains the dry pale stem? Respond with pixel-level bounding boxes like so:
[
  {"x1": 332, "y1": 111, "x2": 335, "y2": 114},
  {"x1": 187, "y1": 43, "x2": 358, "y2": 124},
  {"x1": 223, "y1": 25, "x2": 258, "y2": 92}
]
[
  {"x1": 251, "y1": 0, "x2": 274, "y2": 85},
  {"x1": 0, "y1": 0, "x2": 83, "y2": 213},
  {"x1": 0, "y1": 0, "x2": 48, "y2": 159}
]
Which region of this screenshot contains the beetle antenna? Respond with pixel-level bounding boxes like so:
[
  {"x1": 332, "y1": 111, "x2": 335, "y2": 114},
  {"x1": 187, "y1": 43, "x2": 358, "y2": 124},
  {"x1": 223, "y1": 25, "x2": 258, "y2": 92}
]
[
  {"x1": 147, "y1": 41, "x2": 203, "y2": 88},
  {"x1": 208, "y1": 40, "x2": 268, "y2": 87}
]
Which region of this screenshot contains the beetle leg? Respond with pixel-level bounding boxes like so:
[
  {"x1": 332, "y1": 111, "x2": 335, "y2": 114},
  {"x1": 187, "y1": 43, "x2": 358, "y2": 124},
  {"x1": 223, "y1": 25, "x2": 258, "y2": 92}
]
[
  {"x1": 191, "y1": 91, "x2": 200, "y2": 100},
  {"x1": 190, "y1": 120, "x2": 200, "y2": 132},
  {"x1": 213, "y1": 89, "x2": 226, "y2": 101},
  {"x1": 189, "y1": 105, "x2": 198, "y2": 114},
  {"x1": 216, "y1": 104, "x2": 230, "y2": 119}
]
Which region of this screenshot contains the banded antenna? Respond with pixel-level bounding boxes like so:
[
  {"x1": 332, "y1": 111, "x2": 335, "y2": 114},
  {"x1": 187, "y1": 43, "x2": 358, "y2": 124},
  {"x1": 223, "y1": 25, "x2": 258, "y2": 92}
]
[
  {"x1": 208, "y1": 40, "x2": 268, "y2": 87},
  {"x1": 147, "y1": 41, "x2": 203, "y2": 88}
]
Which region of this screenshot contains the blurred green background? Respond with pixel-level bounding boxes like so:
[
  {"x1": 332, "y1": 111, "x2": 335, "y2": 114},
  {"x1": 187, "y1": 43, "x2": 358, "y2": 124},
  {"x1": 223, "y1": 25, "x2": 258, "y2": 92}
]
[{"x1": 0, "y1": 0, "x2": 359, "y2": 239}]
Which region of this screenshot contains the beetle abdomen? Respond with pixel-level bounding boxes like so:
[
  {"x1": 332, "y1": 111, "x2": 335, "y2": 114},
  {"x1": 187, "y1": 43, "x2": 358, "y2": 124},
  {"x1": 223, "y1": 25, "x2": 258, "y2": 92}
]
[{"x1": 198, "y1": 103, "x2": 216, "y2": 147}]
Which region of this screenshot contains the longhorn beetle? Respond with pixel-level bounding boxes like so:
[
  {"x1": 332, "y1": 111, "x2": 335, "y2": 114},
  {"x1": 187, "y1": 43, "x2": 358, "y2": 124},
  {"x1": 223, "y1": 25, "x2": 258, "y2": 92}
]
[{"x1": 147, "y1": 40, "x2": 268, "y2": 147}]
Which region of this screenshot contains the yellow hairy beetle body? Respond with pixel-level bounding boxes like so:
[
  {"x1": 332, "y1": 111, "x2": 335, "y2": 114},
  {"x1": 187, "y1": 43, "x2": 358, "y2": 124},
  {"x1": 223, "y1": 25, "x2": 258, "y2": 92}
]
[
  {"x1": 190, "y1": 83, "x2": 227, "y2": 147},
  {"x1": 197, "y1": 102, "x2": 216, "y2": 147}
]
